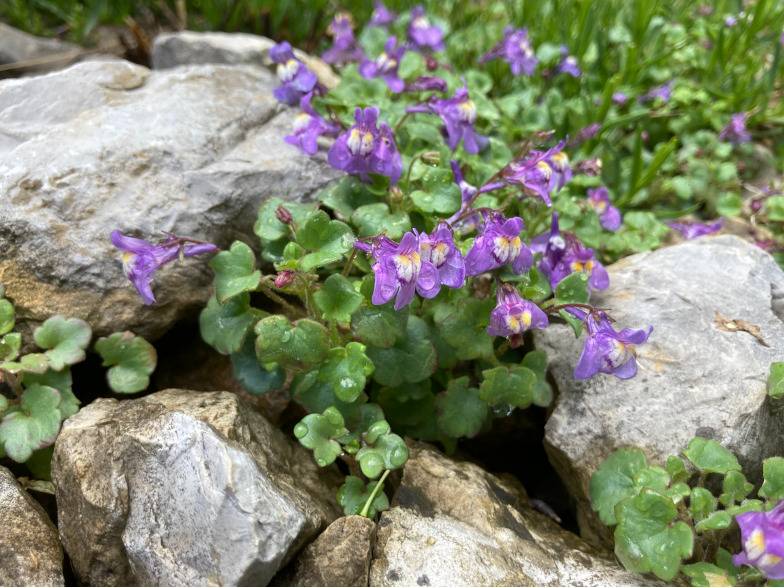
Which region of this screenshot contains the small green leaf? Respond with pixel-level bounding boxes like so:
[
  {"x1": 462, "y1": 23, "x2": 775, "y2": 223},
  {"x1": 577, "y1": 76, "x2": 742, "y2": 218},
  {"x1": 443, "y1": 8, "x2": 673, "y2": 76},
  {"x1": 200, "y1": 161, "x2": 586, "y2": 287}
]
[
  {"x1": 0, "y1": 299, "x2": 14, "y2": 335},
  {"x1": 199, "y1": 292, "x2": 258, "y2": 354},
  {"x1": 397, "y1": 51, "x2": 425, "y2": 79},
  {"x1": 314, "y1": 275, "x2": 364, "y2": 323},
  {"x1": 24, "y1": 368, "x2": 78, "y2": 419},
  {"x1": 681, "y1": 563, "x2": 736, "y2": 587},
  {"x1": 34, "y1": 316, "x2": 91, "y2": 371},
  {"x1": 554, "y1": 272, "x2": 590, "y2": 306},
  {"x1": 318, "y1": 343, "x2": 374, "y2": 403},
  {"x1": 339, "y1": 403, "x2": 386, "y2": 448},
  {"x1": 0, "y1": 384, "x2": 62, "y2": 463},
  {"x1": 558, "y1": 308, "x2": 585, "y2": 338},
  {"x1": 291, "y1": 368, "x2": 367, "y2": 427},
  {"x1": 254, "y1": 197, "x2": 317, "y2": 241},
  {"x1": 719, "y1": 471, "x2": 753, "y2": 506},
  {"x1": 355, "y1": 420, "x2": 408, "y2": 479},
  {"x1": 768, "y1": 362, "x2": 784, "y2": 399},
  {"x1": 759, "y1": 457, "x2": 784, "y2": 500},
  {"x1": 0, "y1": 396, "x2": 7, "y2": 412},
  {"x1": 319, "y1": 176, "x2": 377, "y2": 222},
  {"x1": 337, "y1": 476, "x2": 389, "y2": 517},
  {"x1": 209, "y1": 241, "x2": 261, "y2": 303},
  {"x1": 664, "y1": 483, "x2": 691, "y2": 503},
  {"x1": 230, "y1": 336, "x2": 285, "y2": 396},
  {"x1": 351, "y1": 300, "x2": 409, "y2": 349},
  {"x1": 0, "y1": 333, "x2": 21, "y2": 361},
  {"x1": 293, "y1": 407, "x2": 348, "y2": 467},
  {"x1": 688, "y1": 487, "x2": 718, "y2": 522},
  {"x1": 633, "y1": 466, "x2": 670, "y2": 494},
  {"x1": 479, "y1": 366, "x2": 535, "y2": 409},
  {"x1": 590, "y1": 447, "x2": 649, "y2": 525},
  {"x1": 365, "y1": 316, "x2": 437, "y2": 386},
  {"x1": 297, "y1": 211, "x2": 354, "y2": 272},
  {"x1": 522, "y1": 350, "x2": 553, "y2": 407},
  {"x1": 694, "y1": 510, "x2": 731, "y2": 533},
  {"x1": 434, "y1": 377, "x2": 489, "y2": 439},
  {"x1": 350, "y1": 204, "x2": 411, "y2": 240},
  {"x1": 95, "y1": 332, "x2": 157, "y2": 394},
  {"x1": 0, "y1": 353, "x2": 49, "y2": 375},
  {"x1": 667, "y1": 456, "x2": 692, "y2": 485},
  {"x1": 434, "y1": 297, "x2": 494, "y2": 361},
  {"x1": 255, "y1": 316, "x2": 330, "y2": 371},
  {"x1": 725, "y1": 499, "x2": 764, "y2": 517},
  {"x1": 682, "y1": 438, "x2": 741, "y2": 474}
]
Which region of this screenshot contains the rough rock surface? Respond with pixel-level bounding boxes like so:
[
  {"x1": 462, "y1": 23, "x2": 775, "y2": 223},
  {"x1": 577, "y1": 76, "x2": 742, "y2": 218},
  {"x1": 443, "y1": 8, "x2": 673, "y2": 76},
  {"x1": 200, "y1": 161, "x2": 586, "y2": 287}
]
[
  {"x1": 369, "y1": 443, "x2": 665, "y2": 586},
  {"x1": 0, "y1": 58, "x2": 342, "y2": 341},
  {"x1": 0, "y1": 466, "x2": 64, "y2": 587},
  {"x1": 51, "y1": 389, "x2": 342, "y2": 587},
  {"x1": 536, "y1": 235, "x2": 784, "y2": 545},
  {"x1": 271, "y1": 515, "x2": 376, "y2": 587},
  {"x1": 0, "y1": 23, "x2": 82, "y2": 78}
]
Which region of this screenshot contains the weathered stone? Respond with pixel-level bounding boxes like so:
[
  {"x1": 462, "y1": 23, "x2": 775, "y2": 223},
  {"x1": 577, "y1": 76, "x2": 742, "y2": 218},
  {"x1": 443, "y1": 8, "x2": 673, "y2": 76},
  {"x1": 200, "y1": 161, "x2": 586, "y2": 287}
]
[
  {"x1": 270, "y1": 515, "x2": 376, "y2": 587},
  {"x1": 370, "y1": 443, "x2": 665, "y2": 586},
  {"x1": 537, "y1": 235, "x2": 784, "y2": 545},
  {"x1": 0, "y1": 23, "x2": 82, "y2": 78},
  {"x1": 52, "y1": 389, "x2": 342, "y2": 587},
  {"x1": 151, "y1": 31, "x2": 340, "y2": 89},
  {"x1": 0, "y1": 466, "x2": 64, "y2": 587},
  {"x1": 0, "y1": 59, "x2": 341, "y2": 341}
]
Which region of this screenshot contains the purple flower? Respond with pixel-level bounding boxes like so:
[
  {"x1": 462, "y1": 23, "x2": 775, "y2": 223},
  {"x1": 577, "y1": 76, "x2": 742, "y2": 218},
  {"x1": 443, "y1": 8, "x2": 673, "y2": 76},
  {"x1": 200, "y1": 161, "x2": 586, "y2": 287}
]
[
  {"x1": 573, "y1": 311, "x2": 652, "y2": 379},
  {"x1": 408, "y1": 6, "x2": 445, "y2": 52},
  {"x1": 488, "y1": 282, "x2": 548, "y2": 346},
  {"x1": 667, "y1": 218, "x2": 724, "y2": 240},
  {"x1": 464, "y1": 212, "x2": 532, "y2": 276},
  {"x1": 502, "y1": 142, "x2": 567, "y2": 206},
  {"x1": 284, "y1": 93, "x2": 342, "y2": 155},
  {"x1": 322, "y1": 14, "x2": 364, "y2": 65},
  {"x1": 270, "y1": 42, "x2": 319, "y2": 106},
  {"x1": 718, "y1": 113, "x2": 752, "y2": 145},
  {"x1": 403, "y1": 76, "x2": 448, "y2": 93},
  {"x1": 418, "y1": 224, "x2": 465, "y2": 289},
  {"x1": 586, "y1": 187, "x2": 622, "y2": 231},
  {"x1": 369, "y1": 2, "x2": 397, "y2": 28},
  {"x1": 111, "y1": 231, "x2": 217, "y2": 305},
  {"x1": 556, "y1": 46, "x2": 581, "y2": 77},
  {"x1": 725, "y1": 15, "x2": 738, "y2": 26},
  {"x1": 327, "y1": 106, "x2": 403, "y2": 184},
  {"x1": 359, "y1": 37, "x2": 406, "y2": 92},
  {"x1": 570, "y1": 123, "x2": 601, "y2": 148},
  {"x1": 406, "y1": 83, "x2": 487, "y2": 154},
  {"x1": 479, "y1": 27, "x2": 538, "y2": 76},
  {"x1": 612, "y1": 92, "x2": 628, "y2": 106},
  {"x1": 734, "y1": 502, "x2": 784, "y2": 579},
  {"x1": 545, "y1": 150, "x2": 573, "y2": 191},
  {"x1": 638, "y1": 81, "x2": 672, "y2": 104}
]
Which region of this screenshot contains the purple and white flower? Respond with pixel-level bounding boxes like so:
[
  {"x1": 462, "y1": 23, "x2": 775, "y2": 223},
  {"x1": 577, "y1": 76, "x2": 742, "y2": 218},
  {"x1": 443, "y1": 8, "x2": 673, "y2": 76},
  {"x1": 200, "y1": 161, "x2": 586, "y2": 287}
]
[
  {"x1": 270, "y1": 42, "x2": 319, "y2": 106},
  {"x1": 487, "y1": 282, "x2": 548, "y2": 346},
  {"x1": 718, "y1": 113, "x2": 752, "y2": 145},
  {"x1": 502, "y1": 142, "x2": 568, "y2": 206},
  {"x1": 556, "y1": 46, "x2": 581, "y2": 77},
  {"x1": 733, "y1": 502, "x2": 784, "y2": 579},
  {"x1": 284, "y1": 93, "x2": 342, "y2": 155},
  {"x1": 638, "y1": 81, "x2": 672, "y2": 104},
  {"x1": 418, "y1": 224, "x2": 465, "y2": 289},
  {"x1": 667, "y1": 218, "x2": 723, "y2": 240},
  {"x1": 359, "y1": 37, "x2": 406, "y2": 92},
  {"x1": 408, "y1": 5, "x2": 445, "y2": 52},
  {"x1": 369, "y1": 1, "x2": 397, "y2": 28},
  {"x1": 572, "y1": 311, "x2": 652, "y2": 379},
  {"x1": 479, "y1": 26, "x2": 538, "y2": 76},
  {"x1": 321, "y1": 13, "x2": 363, "y2": 65},
  {"x1": 586, "y1": 187, "x2": 622, "y2": 231},
  {"x1": 464, "y1": 212, "x2": 532, "y2": 276}
]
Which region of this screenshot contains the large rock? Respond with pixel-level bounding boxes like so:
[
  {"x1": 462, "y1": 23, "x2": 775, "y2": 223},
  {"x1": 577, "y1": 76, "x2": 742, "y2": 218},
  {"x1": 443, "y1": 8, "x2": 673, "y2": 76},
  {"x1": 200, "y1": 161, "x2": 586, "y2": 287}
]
[
  {"x1": 370, "y1": 443, "x2": 665, "y2": 586},
  {"x1": 0, "y1": 466, "x2": 64, "y2": 586},
  {"x1": 537, "y1": 235, "x2": 784, "y2": 544},
  {"x1": 0, "y1": 58, "x2": 341, "y2": 341},
  {"x1": 51, "y1": 389, "x2": 342, "y2": 587}
]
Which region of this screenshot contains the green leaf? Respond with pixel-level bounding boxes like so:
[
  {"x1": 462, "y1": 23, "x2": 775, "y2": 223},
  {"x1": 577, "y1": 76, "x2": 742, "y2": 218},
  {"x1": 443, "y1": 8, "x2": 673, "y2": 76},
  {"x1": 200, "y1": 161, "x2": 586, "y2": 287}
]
[
  {"x1": 293, "y1": 407, "x2": 348, "y2": 467},
  {"x1": 667, "y1": 456, "x2": 692, "y2": 485},
  {"x1": 682, "y1": 438, "x2": 741, "y2": 474},
  {"x1": 230, "y1": 335, "x2": 285, "y2": 396},
  {"x1": 210, "y1": 241, "x2": 261, "y2": 303},
  {"x1": 297, "y1": 210, "x2": 354, "y2": 272},
  {"x1": 24, "y1": 368, "x2": 78, "y2": 419},
  {"x1": 719, "y1": 471, "x2": 753, "y2": 506},
  {"x1": 291, "y1": 368, "x2": 367, "y2": 427},
  {"x1": 319, "y1": 176, "x2": 377, "y2": 222},
  {"x1": 0, "y1": 299, "x2": 14, "y2": 335},
  {"x1": 351, "y1": 300, "x2": 409, "y2": 349},
  {"x1": 339, "y1": 403, "x2": 386, "y2": 447},
  {"x1": 688, "y1": 487, "x2": 718, "y2": 522},
  {"x1": 255, "y1": 316, "x2": 330, "y2": 371},
  {"x1": 418, "y1": 167, "x2": 462, "y2": 215},
  {"x1": 590, "y1": 447, "x2": 649, "y2": 526},
  {"x1": 365, "y1": 316, "x2": 437, "y2": 386},
  {"x1": 634, "y1": 466, "x2": 670, "y2": 494},
  {"x1": 554, "y1": 272, "x2": 590, "y2": 306},
  {"x1": 351, "y1": 204, "x2": 411, "y2": 240},
  {"x1": 254, "y1": 197, "x2": 317, "y2": 241},
  {"x1": 397, "y1": 50, "x2": 425, "y2": 79},
  {"x1": 34, "y1": 316, "x2": 91, "y2": 371},
  {"x1": 0, "y1": 353, "x2": 49, "y2": 375},
  {"x1": 0, "y1": 395, "x2": 8, "y2": 413},
  {"x1": 313, "y1": 275, "x2": 364, "y2": 323},
  {"x1": 522, "y1": 350, "x2": 552, "y2": 407},
  {"x1": 759, "y1": 457, "x2": 784, "y2": 500},
  {"x1": 355, "y1": 420, "x2": 408, "y2": 479},
  {"x1": 0, "y1": 333, "x2": 21, "y2": 362},
  {"x1": 681, "y1": 563, "x2": 736, "y2": 587},
  {"x1": 318, "y1": 343, "x2": 374, "y2": 403},
  {"x1": 434, "y1": 377, "x2": 489, "y2": 439},
  {"x1": 558, "y1": 309, "x2": 585, "y2": 338},
  {"x1": 337, "y1": 476, "x2": 389, "y2": 517},
  {"x1": 768, "y1": 362, "x2": 784, "y2": 399},
  {"x1": 199, "y1": 292, "x2": 258, "y2": 354},
  {"x1": 694, "y1": 511, "x2": 732, "y2": 533},
  {"x1": 479, "y1": 366, "x2": 535, "y2": 409},
  {"x1": 614, "y1": 488, "x2": 694, "y2": 581},
  {"x1": 434, "y1": 297, "x2": 494, "y2": 361},
  {"x1": 95, "y1": 332, "x2": 156, "y2": 394},
  {"x1": 0, "y1": 384, "x2": 62, "y2": 463},
  {"x1": 725, "y1": 499, "x2": 764, "y2": 517}
]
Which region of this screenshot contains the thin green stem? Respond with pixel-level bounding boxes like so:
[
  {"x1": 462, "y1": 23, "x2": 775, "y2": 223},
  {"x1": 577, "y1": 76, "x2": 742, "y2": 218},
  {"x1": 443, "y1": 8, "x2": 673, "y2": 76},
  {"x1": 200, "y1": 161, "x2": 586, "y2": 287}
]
[
  {"x1": 342, "y1": 248, "x2": 358, "y2": 277},
  {"x1": 3, "y1": 371, "x2": 23, "y2": 398},
  {"x1": 259, "y1": 283, "x2": 304, "y2": 318},
  {"x1": 360, "y1": 469, "x2": 390, "y2": 518}
]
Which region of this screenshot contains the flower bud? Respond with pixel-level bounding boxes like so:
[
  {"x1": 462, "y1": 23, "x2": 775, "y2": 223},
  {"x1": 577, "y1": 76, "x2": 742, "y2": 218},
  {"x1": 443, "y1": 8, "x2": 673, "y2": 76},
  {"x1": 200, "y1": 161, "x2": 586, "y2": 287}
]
[
  {"x1": 275, "y1": 205, "x2": 293, "y2": 226},
  {"x1": 274, "y1": 269, "x2": 297, "y2": 288}
]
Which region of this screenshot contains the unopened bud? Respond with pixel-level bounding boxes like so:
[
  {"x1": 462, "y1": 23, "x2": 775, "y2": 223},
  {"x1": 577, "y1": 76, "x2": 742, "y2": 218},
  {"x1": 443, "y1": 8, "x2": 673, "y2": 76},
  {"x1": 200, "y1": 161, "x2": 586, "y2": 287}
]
[
  {"x1": 275, "y1": 205, "x2": 293, "y2": 225},
  {"x1": 573, "y1": 157, "x2": 602, "y2": 177},
  {"x1": 421, "y1": 151, "x2": 440, "y2": 166},
  {"x1": 388, "y1": 186, "x2": 405, "y2": 204},
  {"x1": 274, "y1": 269, "x2": 297, "y2": 288}
]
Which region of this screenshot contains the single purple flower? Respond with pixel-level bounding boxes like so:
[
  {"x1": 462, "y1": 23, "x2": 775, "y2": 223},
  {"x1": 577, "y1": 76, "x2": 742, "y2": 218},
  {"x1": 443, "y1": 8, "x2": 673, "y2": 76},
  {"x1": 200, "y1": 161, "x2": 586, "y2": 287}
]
[
  {"x1": 733, "y1": 502, "x2": 784, "y2": 579},
  {"x1": 487, "y1": 282, "x2": 548, "y2": 346},
  {"x1": 667, "y1": 218, "x2": 724, "y2": 240},
  {"x1": 638, "y1": 81, "x2": 672, "y2": 104},
  {"x1": 556, "y1": 46, "x2": 581, "y2": 77},
  {"x1": 545, "y1": 150, "x2": 573, "y2": 191},
  {"x1": 369, "y1": 2, "x2": 397, "y2": 28},
  {"x1": 403, "y1": 76, "x2": 448, "y2": 93},
  {"x1": 612, "y1": 92, "x2": 628, "y2": 106},
  {"x1": 327, "y1": 106, "x2": 403, "y2": 184},
  {"x1": 570, "y1": 123, "x2": 601, "y2": 148},
  {"x1": 359, "y1": 36, "x2": 406, "y2": 92},
  {"x1": 284, "y1": 93, "x2": 342, "y2": 155},
  {"x1": 573, "y1": 157, "x2": 603, "y2": 177},
  {"x1": 572, "y1": 310, "x2": 652, "y2": 380},
  {"x1": 586, "y1": 187, "x2": 622, "y2": 231},
  {"x1": 270, "y1": 42, "x2": 319, "y2": 106},
  {"x1": 408, "y1": 6, "x2": 445, "y2": 52},
  {"x1": 725, "y1": 15, "x2": 738, "y2": 26},
  {"x1": 502, "y1": 142, "x2": 567, "y2": 206},
  {"x1": 111, "y1": 231, "x2": 217, "y2": 305},
  {"x1": 718, "y1": 113, "x2": 752, "y2": 145},
  {"x1": 322, "y1": 14, "x2": 364, "y2": 65},
  {"x1": 479, "y1": 26, "x2": 538, "y2": 76},
  {"x1": 418, "y1": 224, "x2": 465, "y2": 289},
  {"x1": 464, "y1": 212, "x2": 532, "y2": 276}
]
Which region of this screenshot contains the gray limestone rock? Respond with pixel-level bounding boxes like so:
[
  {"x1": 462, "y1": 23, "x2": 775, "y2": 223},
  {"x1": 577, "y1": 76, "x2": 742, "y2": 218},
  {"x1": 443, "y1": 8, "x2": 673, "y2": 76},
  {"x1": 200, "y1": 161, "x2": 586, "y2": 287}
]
[
  {"x1": 0, "y1": 59, "x2": 341, "y2": 341},
  {"x1": 0, "y1": 23, "x2": 82, "y2": 78},
  {"x1": 536, "y1": 235, "x2": 784, "y2": 545},
  {"x1": 369, "y1": 443, "x2": 665, "y2": 586},
  {"x1": 0, "y1": 466, "x2": 64, "y2": 587},
  {"x1": 51, "y1": 389, "x2": 342, "y2": 587}
]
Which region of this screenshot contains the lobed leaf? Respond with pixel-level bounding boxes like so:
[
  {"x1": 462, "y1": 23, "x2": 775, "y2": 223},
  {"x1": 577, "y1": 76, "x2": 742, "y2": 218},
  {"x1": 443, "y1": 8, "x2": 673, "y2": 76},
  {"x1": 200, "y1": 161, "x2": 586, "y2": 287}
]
[
  {"x1": 365, "y1": 316, "x2": 437, "y2": 387},
  {"x1": 0, "y1": 384, "x2": 62, "y2": 463},
  {"x1": 681, "y1": 563, "x2": 736, "y2": 587},
  {"x1": 759, "y1": 457, "x2": 784, "y2": 501},
  {"x1": 479, "y1": 366, "x2": 536, "y2": 409},
  {"x1": 768, "y1": 362, "x2": 784, "y2": 399},
  {"x1": 590, "y1": 447, "x2": 649, "y2": 526},
  {"x1": 209, "y1": 241, "x2": 261, "y2": 303},
  {"x1": 297, "y1": 211, "x2": 355, "y2": 272},
  {"x1": 719, "y1": 471, "x2": 753, "y2": 506},
  {"x1": 682, "y1": 438, "x2": 741, "y2": 474},
  {"x1": 0, "y1": 333, "x2": 21, "y2": 362},
  {"x1": 0, "y1": 299, "x2": 14, "y2": 336},
  {"x1": 313, "y1": 275, "x2": 364, "y2": 323},
  {"x1": 351, "y1": 203, "x2": 411, "y2": 240},
  {"x1": 337, "y1": 476, "x2": 389, "y2": 518},
  {"x1": 554, "y1": 272, "x2": 590, "y2": 306},
  {"x1": 95, "y1": 332, "x2": 157, "y2": 394},
  {"x1": 318, "y1": 342, "x2": 374, "y2": 403},
  {"x1": 356, "y1": 420, "x2": 409, "y2": 479},
  {"x1": 255, "y1": 316, "x2": 330, "y2": 371},
  {"x1": 293, "y1": 407, "x2": 348, "y2": 467},
  {"x1": 34, "y1": 316, "x2": 92, "y2": 371},
  {"x1": 351, "y1": 300, "x2": 409, "y2": 349},
  {"x1": 230, "y1": 336, "x2": 285, "y2": 396},
  {"x1": 199, "y1": 292, "x2": 259, "y2": 355},
  {"x1": 434, "y1": 377, "x2": 489, "y2": 439}
]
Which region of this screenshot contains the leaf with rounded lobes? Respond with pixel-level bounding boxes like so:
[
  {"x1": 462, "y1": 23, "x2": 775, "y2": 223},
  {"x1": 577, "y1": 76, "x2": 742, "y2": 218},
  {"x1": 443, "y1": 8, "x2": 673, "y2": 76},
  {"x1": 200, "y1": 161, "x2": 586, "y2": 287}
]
[
  {"x1": 34, "y1": 316, "x2": 91, "y2": 371},
  {"x1": 521, "y1": 350, "x2": 553, "y2": 407},
  {"x1": 0, "y1": 353, "x2": 49, "y2": 375},
  {"x1": 297, "y1": 211, "x2": 355, "y2": 272},
  {"x1": 695, "y1": 510, "x2": 732, "y2": 533},
  {"x1": 479, "y1": 366, "x2": 535, "y2": 410},
  {"x1": 254, "y1": 197, "x2": 318, "y2": 241},
  {"x1": 351, "y1": 300, "x2": 409, "y2": 349},
  {"x1": 435, "y1": 377, "x2": 489, "y2": 439},
  {"x1": 0, "y1": 384, "x2": 61, "y2": 463},
  {"x1": 768, "y1": 362, "x2": 784, "y2": 398},
  {"x1": 355, "y1": 420, "x2": 408, "y2": 479},
  {"x1": 319, "y1": 176, "x2": 377, "y2": 222},
  {"x1": 209, "y1": 241, "x2": 261, "y2": 304},
  {"x1": 719, "y1": 470, "x2": 753, "y2": 506},
  {"x1": 291, "y1": 368, "x2": 366, "y2": 428},
  {"x1": 688, "y1": 487, "x2": 718, "y2": 522},
  {"x1": 24, "y1": 368, "x2": 78, "y2": 419},
  {"x1": 0, "y1": 299, "x2": 14, "y2": 336},
  {"x1": 614, "y1": 488, "x2": 694, "y2": 580},
  {"x1": 554, "y1": 272, "x2": 590, "y2": 306},
  {"x1": 682, "y1": 438, "x2": 741, "y2": 474},
  {"x1": 434, "y1": 297, "x2": 494, "y2": 361},
  {"x1": 318, "y1": 343, "x2": 374, "y2": 403},
  {"x1": 337, "y1": 476, "x2": 389, "y2": 518},
  {"x1": 590, "y1": 447, "x2": 649, "y2": 526},
  {"x1": 758, "y1": 457, "x2": 784, "y2": 500},
  {"x1": 681, "y1": 563, "x2": 736, "y2": 587},
  {"x1": 351, "y1": 203, "x2": 411, "y2": 240},
  {"x1": 633, "y1": 466, "x2": 669, "y2": 494},
  {"x1": 339, "y1": 403, "x2": 385, "y2": 449},
  {"x1": 667, "y1": 456, "x2": 692, "y2": 485},
  {"x1": 397, "y1": 50, "x2": 425, "y2": 79},
  {"x1": 725, "y1": 499, "x2": 763, "y2": 517},
  {"x1": 199, "y1": 292, "x2": 259, "y2": 355},
  {"x1": 293, "y1": 407, "x2": 348, "y2": 468},
  {"x1": 95, "y1": 332, "x2": 157, "y2": 394},
  {"x1": 0, "y1": 333, "x2": 21, "y2": 362},
  {"x1": 314, "y1": 275, "x2": 364, "y2": 323},
  {"x1": 255, "y1": 316, "x2": 330, "y2": 371},
  {"x1": 365, "y1": 316, "x2": 437, "y2": 387},
  {"x1": 230, "y1": 336, "x2": 285, "y2": 396}
]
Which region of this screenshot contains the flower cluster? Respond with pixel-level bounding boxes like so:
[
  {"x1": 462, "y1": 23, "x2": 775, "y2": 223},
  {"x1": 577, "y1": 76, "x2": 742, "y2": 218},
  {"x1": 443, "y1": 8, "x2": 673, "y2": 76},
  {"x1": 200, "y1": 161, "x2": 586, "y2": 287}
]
[
  {"x1": 270, "y1": 42, "x2": 319, "y2": 106},
  {"x1": 479, "y1": 27, "x2": 538, "y2": 75},
  {"x1": 502, "y1": 142, "x2": 571, "y2": 206}
]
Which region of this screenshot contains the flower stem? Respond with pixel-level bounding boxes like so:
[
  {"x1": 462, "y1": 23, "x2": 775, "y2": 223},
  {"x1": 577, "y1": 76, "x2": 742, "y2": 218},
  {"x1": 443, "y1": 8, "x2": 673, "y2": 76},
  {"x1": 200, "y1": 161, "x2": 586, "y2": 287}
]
[
  {"x1": 3, "y1": 372, "x2": 23, "y2": 398},
  {"x1": 360, "y1": 469, "x2": 390, "y2": 518}
]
